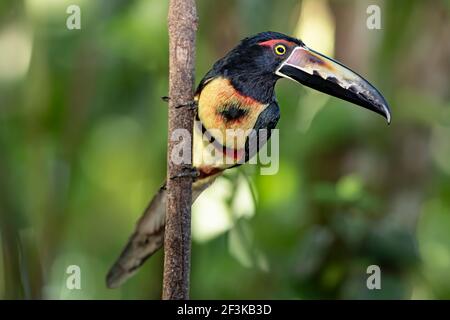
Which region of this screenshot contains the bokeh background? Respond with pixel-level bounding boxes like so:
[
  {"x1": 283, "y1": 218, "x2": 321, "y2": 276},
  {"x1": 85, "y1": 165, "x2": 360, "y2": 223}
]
[{"x1": 1, "y1": 0, "x2": 449, "y2": 299}]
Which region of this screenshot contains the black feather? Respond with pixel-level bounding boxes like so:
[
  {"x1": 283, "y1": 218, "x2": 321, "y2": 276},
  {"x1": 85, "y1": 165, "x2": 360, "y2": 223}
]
[{"x1": 196, "y1": 31, "x2": 303, "y2": 104}]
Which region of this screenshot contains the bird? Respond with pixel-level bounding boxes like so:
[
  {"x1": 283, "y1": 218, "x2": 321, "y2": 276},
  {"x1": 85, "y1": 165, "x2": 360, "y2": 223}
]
[{"x1": 106, "y1": 31, "x2": 391, "y2": 288}]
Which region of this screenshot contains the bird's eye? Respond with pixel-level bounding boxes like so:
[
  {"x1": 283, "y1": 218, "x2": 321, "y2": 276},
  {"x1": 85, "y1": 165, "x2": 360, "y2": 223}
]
[{"x1": 274, "y1": 44, "x2": 287, "y2": 56}]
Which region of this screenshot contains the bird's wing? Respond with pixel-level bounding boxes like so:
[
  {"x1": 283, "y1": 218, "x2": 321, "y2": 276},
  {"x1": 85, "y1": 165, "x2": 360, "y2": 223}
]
[
  {"x1": 244, "y1": 100, "x2": 280, "y2": 162},
  {"x1": 194, "y1": 69, "x2": 217, "y2": 97},
  {"x1": 106, "y1": 177, "x2": 218, "y2": 288},
  {"x1": 106, "y1": 184, "x2": 167, "y2": 288}
]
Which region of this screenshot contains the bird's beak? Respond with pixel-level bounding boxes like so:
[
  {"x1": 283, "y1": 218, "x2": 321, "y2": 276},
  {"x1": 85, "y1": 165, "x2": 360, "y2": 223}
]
[{"x1": 276, "y1": 45, "x2": 391, "y2": 123}]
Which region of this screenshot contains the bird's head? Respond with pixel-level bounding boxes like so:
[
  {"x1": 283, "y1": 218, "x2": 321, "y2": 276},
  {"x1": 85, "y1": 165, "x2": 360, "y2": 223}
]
[{"x1": 217, "y1": 31, "x2": 391, "y2": 123}]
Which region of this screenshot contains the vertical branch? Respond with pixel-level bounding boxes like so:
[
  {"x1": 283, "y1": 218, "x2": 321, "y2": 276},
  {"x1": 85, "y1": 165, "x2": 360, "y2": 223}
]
[{"x1": 163, "y1": 0, "x2": 198, "y2": 300}]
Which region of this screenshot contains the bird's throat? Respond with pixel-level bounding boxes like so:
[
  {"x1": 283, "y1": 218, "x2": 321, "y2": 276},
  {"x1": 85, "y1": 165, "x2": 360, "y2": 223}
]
[{"x1": 228, "y1": 73, "x2": 277, "y2": 104}]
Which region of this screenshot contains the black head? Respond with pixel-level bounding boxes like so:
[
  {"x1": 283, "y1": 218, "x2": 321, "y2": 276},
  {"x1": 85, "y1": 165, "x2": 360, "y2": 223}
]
[
  {"x1": 231, "y1": 31, "x2": 304, "y2": 74},
  {"x1": 208, "y1": 31, "x2": 391, "y2": 123},
  {"x1": 209, "y1": 32, "x2": 303, "y2": 103}
]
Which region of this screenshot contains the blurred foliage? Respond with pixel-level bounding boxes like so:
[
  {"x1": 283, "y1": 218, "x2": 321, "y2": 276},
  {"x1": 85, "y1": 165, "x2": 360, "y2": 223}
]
[{"x1": 0, "y1": 0, "x2": 449, "y2": 299}]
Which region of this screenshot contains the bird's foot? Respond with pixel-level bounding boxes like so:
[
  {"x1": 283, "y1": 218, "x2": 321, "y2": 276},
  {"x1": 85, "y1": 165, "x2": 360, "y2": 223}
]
[
  {"x1": 176, "y1": 101, "x2": 197, "y2": 110},
  {"x1": 161, "y1": 96, "x2": 197, "y2": 110},
  {"x1": 170, "y1": 166, "x2": 200, "y2": 181}
]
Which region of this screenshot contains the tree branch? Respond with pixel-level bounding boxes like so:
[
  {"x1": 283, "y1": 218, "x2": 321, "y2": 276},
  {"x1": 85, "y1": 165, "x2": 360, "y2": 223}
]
[{"x1": 163, "y1": 0, "x2": 198, "y2": 300}]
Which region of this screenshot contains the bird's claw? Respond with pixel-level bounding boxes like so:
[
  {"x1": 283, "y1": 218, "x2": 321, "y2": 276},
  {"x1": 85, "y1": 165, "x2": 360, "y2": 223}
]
[
  {"x1": 170, "y1": 166, "x2": 200, "y2": 181},
  {"x1": 161, "y1": 96, "x2": 197, "y2": 110},
  {"x1": 175, "y1": 101, "x2": 197, "y2": 110}
]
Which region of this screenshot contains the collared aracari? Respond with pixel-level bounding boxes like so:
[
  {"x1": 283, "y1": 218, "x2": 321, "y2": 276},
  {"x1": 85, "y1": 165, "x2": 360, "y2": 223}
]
[{"x1": 106, "y1": 31, "x2": 391, "y2": 288}]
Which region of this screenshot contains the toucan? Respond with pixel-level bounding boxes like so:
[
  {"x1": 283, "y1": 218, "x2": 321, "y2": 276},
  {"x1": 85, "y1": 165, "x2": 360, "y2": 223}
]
[{"x1": 106, "y1": 31, "x2": 391, "y2": 288}]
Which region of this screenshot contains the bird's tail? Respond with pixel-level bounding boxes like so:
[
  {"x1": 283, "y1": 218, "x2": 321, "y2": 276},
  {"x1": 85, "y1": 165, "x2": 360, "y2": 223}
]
[{"x1": 106, "y1": 175, "x2": 218, "y2": 288}]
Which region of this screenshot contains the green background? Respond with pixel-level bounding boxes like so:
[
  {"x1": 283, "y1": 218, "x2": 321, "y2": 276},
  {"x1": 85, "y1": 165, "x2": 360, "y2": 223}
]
[{"x1": 0, "y1": 0, "x2": 449, "y2": 299}]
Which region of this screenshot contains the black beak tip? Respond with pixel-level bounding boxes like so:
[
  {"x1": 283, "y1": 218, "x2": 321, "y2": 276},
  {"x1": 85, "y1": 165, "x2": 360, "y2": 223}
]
[
  {"x1": 380, "y1": 101, "x2": 391, "y2": 125},
  {"x1": 382, "y1": 105, "x2": 391, "y2": 125},
  {"x1": 364, "y1": 88, "x2": 391, "y2": 125},
  {"x1": 369, "y1": 93, "x2": 391, "y2": 125}
]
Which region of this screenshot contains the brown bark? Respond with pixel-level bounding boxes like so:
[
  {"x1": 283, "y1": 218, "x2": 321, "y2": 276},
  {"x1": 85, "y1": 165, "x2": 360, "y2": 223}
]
[{"x1": 162, "y1": 0, "x2": 198, "y2": 300}]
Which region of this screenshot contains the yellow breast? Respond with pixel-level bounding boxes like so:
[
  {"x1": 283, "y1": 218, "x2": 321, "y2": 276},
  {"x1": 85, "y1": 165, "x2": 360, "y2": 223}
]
[{"x1": 197, "y1": 77, "x2": 267, "y2": 150}]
